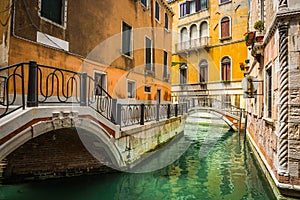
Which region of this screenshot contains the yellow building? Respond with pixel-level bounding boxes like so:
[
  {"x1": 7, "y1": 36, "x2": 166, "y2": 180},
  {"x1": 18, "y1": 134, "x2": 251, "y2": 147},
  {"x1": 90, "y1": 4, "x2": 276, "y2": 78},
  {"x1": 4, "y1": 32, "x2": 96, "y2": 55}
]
[{"x1": 168, "y1": 0, "x2": 248, "y2": 107}]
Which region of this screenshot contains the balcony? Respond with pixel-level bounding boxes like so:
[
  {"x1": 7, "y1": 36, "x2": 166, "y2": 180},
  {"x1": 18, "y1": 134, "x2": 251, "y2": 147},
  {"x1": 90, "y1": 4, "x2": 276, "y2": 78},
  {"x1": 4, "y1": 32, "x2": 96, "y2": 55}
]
[{"x1": 176, "y1": 37, "x2": 209, "y2": 52}]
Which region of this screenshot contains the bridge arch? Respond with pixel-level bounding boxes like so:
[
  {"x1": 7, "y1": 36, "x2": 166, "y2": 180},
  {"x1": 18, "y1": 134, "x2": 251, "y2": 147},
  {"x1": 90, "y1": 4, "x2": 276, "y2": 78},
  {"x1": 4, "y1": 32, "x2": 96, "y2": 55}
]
[
  {"x1": 188, "y1": 107, "x2": 239, "y2": 131},
  {"x1": 0, "y1": 117, "x2": 126, "y2": 180}
]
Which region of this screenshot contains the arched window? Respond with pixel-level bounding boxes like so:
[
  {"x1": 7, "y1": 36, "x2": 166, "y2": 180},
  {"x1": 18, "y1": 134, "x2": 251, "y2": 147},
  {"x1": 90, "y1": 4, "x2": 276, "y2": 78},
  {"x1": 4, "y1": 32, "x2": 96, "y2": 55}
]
[
  {"x1": 179, "y1": 64, "x2": 187, "y2": 84},
  {"x1": 199, "y1": 59, "x2": 208, "y2": 82},
  {"x1": 200, "y1": 21, "x2": 208, "y2": 37},
  {"x1": 180, "y1": 27, "x2": 189, "y2": 49},
  {"x1": 220, "y1": 17, "x2": 230, "y2": 39},
  {"x1": 221, "y1": 56, "x2": 231, "y2": 81},
  {"x1": 190, "y1": 24, "x2": 198, "y2": 47}
]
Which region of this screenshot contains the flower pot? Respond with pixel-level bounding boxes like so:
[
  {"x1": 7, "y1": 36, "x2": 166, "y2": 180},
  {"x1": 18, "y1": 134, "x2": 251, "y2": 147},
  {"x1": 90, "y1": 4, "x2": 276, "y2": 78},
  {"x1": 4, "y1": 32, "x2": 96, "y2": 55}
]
[
  {"x1": 245, "y1": 32, "x2": 255, "y2": 46},
  {"x1": 240, "y1": 64, "x2": 245, "y2": 71},
  {"x1": 245, "y1": 66, "x2": 250, "y2": 71},
  {"x1": 256, "y1": 35, "x2": 264, "y2": 43}
]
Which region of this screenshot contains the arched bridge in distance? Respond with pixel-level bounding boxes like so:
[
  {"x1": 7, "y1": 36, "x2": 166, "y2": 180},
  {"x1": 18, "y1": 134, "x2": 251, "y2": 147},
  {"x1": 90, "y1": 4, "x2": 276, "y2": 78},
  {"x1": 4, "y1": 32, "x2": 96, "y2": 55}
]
[{"x1": 0, "y1": 61, "x2": 244, "y2": 182}]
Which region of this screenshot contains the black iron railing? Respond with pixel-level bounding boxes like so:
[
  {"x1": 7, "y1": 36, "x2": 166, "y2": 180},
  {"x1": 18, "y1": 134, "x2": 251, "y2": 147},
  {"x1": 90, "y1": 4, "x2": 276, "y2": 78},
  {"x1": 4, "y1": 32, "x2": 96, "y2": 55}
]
[
  {"x1": 0, "y1": 61, "x2": 187, "y2": 129},
  {"x1": 0, "y1": 63, "x2": 25, "y2": 118}
]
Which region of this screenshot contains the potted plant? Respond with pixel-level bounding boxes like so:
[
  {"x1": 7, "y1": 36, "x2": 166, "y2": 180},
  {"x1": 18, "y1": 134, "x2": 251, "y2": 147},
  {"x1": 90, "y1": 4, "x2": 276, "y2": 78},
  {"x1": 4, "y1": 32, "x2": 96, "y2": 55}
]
[
  {"x1": 239, "y1": 62, "x2": 245, "y2": 71},
  {"x1": 244, "y1": 30, "x2": 255, "y2": 46},
  {"x1": 245, "y1": 66, "x2": 250, "y2": 71},
  {"x1": 245, "y1": 59, "x2": 250, "y2": 64},
  {"x1": 254, "y1": 20, "x2": 264, "y2": 42}
]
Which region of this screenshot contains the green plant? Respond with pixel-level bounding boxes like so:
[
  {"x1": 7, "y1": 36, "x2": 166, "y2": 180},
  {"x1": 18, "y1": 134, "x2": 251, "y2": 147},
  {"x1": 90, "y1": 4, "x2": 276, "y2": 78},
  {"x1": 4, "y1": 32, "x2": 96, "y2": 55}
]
[
  {"x1": 245, "y1": 59, "x2": 250, "y2": 64},
  {"x1": 254, "y1": 20, "x2": 264, "y2": 32}
]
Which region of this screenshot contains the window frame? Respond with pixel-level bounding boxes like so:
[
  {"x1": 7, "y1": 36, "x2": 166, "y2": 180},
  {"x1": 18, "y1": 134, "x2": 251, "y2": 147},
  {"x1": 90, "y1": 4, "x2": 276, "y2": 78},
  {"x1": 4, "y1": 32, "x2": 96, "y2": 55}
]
[
  {"x1": 155, "y1": 1, "x2": 160, "y2": 22},
  {"x1": 220, "y1": 56, "x2": 231, "y2": 81},
  {"x1": 219, "y1": 0, "x2": 232, "y2": 5},
  {"x1": 164, "y1": 13, "x2": 169, "y2": 30},
  {"x1": 145, "y1": 36, "x2": 153, "y2": 72},
  {"x1": 163, "y1": 50, "x2": 168, "y2": 79},
  {"x1": 141, "y1": 0, "x2": 148, "y2": 8},
  {"x1": 199, "y1": 59, "x2": 208, "y2": 83},
  {"x1": 220, "y1": 16, "x2": 231, "y2": 40},
  {"x1": 265, "y1": 66, "x2": 272, "y2": 118},
  {"x1": 127, "y1": 80, "x2": 136, "y2": 99},
  {"x1": 179, "y1": 64, "x2": 188, "y2": 84},
  {"x1": 144, "y1": 85, "x2": 152, "y2": 93},
  {"x1": 121, "y1": 21, "x2": 133, "y2": 57},
  {"x1": 39, "y1": 0, "x2": 67, "y2": 28},
  {"x1": 179, "y1": 2, "x2": 187, "y2": 18},
  {"x1": 94, "y1": 71, "x2": 107, "y2": 96}
]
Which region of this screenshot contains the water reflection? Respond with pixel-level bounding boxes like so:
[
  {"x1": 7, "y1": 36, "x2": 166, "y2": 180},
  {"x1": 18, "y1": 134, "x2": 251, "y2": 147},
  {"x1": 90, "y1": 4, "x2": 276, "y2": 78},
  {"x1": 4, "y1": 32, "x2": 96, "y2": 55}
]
[{"x1": 0, "y1": 112, "x2": 275, "y2": 200}]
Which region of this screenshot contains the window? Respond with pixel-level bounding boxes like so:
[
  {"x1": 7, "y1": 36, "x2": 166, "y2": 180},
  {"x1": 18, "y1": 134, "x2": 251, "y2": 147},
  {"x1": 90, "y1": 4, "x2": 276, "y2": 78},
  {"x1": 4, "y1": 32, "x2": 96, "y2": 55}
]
[
  {"x1": 94, "y1": 72, "x2": 107, "y2": 96},
  {"x1": 122, "y1": 22, "x2": 132, "y2": 57},
  {"x1": 127, "y1": 80, "x2": 136, "y2": 99},
  {"x1": 141, "y1": 0, "x2": 147, "y2": 7},
  {"x1": 180, "y1": 64, "x2": 187, "y2": 84},
  {"x1": 155, "y1": 1, "x2": 160, "y2": 21},
  {"x1": 220, "y1": 0, "x2": 231, "y2": 4},
  {"x1": 200, "y1": 0, "x2": 208, "y2": 10},
  {"x1": 221, "y1": 56, "x2": 231, "y2": 81},
  {"x1": 144, "y1": 86, "x2": 151, "y2": 93},
  {"x1": 145, "y1": 37, "x2": 153, "y2": 71},
  {"x1": 199, "y1": 59, "x2": 208, "y2": 82},
  {"x1": 200, "y1": 21, "x2": 208, "y2": 37},
  {"x1": 220, "y1": 17, "x2": 230, "y2": 39},
  {"x1": 41, "y1": 0, "x2": 64, "y2": 25},
  {"x1": 163, "y1": 51, "x2": 168, "y2": 79},
  {"x1": 189, "y1": 1, "x2": 196, "y2": 14},
  {"x1": 180, "y1": 2, "x2": 187, "y2": 17},
  {"x1": 164, "y1": 13, "x2": 169, "y2": 30},
  {"x1": 266, "y1": 67, "x2": 272, "y2": 118}
]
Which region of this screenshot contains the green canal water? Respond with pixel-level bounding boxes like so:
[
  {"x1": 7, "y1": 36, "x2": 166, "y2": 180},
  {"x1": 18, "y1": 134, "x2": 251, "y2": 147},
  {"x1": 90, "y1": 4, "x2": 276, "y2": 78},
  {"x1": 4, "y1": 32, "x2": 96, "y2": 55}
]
[{"x1": 0, "y1": 113, "x2": 275, "y2": 200}]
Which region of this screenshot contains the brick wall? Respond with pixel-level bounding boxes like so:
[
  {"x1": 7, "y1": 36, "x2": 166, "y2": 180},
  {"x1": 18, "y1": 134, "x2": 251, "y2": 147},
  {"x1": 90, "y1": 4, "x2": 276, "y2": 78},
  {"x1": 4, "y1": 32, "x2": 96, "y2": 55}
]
[{"x1": 3, "y1": 128, "x2": 114, "y2": 182}]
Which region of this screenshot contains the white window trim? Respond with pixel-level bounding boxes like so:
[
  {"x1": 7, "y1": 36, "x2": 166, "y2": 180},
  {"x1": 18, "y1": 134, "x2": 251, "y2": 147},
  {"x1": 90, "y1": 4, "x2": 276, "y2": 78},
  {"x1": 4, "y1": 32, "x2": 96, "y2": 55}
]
[
  {"x1": 264, "y1": 65, "x2": 273, "y2": 118},
  {"x1": 219, "y1": 0, "x2": 232, "y2": 5},
  {"x1": 219, "y1": 16, "x2": 232, "y2": 40},
  {"x1": 127, "y1": 79, "x2": 136, "y2": 99},
  {"x1": 145, "y1": 36, "x2": 153, "y2": 71},
  {"x1": 220, "y1": 56, "x2": 232, "y2": 81},
  {"x1": 94, "y1": 70, "x2": 107, "y2": 92},
  {"x1": 140, "y1": 0, "x2": 149, "y2": 9},
  {"x1": 121, "y1": 21, "x2": 134, "y2": 58},
  {"x1": 199, "y1": 59, "x2": 209, "y2": 82},
  {"x1": 155, "y1": 1, "x2": 161, "y2": 23},
  {"x1": 200, "y1": 20, "x2": 209, "y2": 38},
  {"x1": 38, "y1": 0, "x2": 68, "y2": 29},
  {"x1": 144, "y1": 85, "x2": 152, "y2": 94}
]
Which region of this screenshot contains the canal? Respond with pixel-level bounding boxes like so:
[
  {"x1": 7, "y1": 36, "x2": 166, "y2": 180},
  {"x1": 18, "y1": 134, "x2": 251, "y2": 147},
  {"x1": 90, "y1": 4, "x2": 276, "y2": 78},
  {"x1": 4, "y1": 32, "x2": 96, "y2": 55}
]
[{"x1": 0, "y1": 112, "x2": 275, "y2": 200}]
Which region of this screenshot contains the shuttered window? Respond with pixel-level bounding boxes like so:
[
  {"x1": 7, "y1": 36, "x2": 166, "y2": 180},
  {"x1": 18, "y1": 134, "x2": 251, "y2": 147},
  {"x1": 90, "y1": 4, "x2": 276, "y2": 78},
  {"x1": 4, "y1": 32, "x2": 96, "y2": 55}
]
[
  {"x1": 221, "y1": 17, "x2": 230, "y2": 38},
  {"x1": 122, "y1": 22, "x2": 132, "y2": 57},
  {"x1": 41, "y1": 0, "x2": 63, "y2": 25},
  {"x1": 266, "y1": 67, "x2": 272, "y2": 118},
  {"x1": 180, "y1": 3, "x2": 187, "y2": 17},
  {"x1": 221, "y1": 57, "x2": 231, "y2": 81}
]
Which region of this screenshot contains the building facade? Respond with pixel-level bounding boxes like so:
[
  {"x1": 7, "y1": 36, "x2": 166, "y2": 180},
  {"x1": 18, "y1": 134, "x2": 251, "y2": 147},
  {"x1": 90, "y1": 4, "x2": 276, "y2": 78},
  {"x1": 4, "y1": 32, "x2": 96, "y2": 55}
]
[
  {"x1": 245, "y1": 0, "x2": 300, "y2": 197},
  {"x1": 0, "y1": 0, "x2": 173, "y2": 103},
  {"x1": 167, "y1": 0, "x2": 248, "y2": 107}
]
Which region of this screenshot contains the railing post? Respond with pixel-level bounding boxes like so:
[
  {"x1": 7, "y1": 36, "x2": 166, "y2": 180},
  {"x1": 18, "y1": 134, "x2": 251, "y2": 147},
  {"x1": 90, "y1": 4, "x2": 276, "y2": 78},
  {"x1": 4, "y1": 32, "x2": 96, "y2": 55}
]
[
  {"x1": 111, "y1": 98, "x2": 117, "y2": 124},
  {"x1": 238, "y1": 108, "x2": 243, "y2": 135},
  {"x1": 27, "y1": 60, "x2": 38, "y2": 107},
  {"x1": 156, "y1": 104, "x2": 160, "y2": 121},
  {"x1": 167, "y1": 104, "x2": 171, "y2": 119},
  {"x1": 175, "y1": 104, "x2": 178, "y2": 117},
  {"x1": 117, "y1": 103, "x2": 122, "y2": 126},
  {"x1": 140, "y1": 104, "x2": 145, "y2": 125},
  {"x1": 80, "y1": 72, "x2": 87, "y2": 106}
]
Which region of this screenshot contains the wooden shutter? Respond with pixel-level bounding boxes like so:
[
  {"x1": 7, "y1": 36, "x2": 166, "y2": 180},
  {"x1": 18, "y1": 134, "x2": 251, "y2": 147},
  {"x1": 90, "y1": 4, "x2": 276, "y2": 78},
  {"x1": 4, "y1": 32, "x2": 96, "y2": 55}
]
[
  {"x1": 186, "y1": 1, "x2": 190, "y2": 14},
  {"x1": 221, "y1": 18, "x2": 230, "y2": 38},
  {"x1": 196, "y1": 0, "x2": 200, "y2": 11}
]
